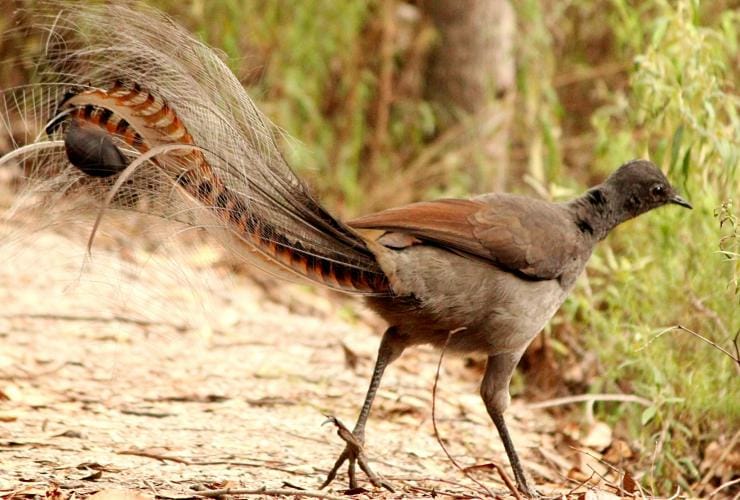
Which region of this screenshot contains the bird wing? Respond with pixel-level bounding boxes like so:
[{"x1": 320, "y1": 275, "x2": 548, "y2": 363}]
[{"x1": 348, "y1": 195, "x2": 579, "y2": 280}]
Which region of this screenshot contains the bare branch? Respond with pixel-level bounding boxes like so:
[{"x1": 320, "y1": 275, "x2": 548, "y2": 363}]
[
  {"x1": 193, "y1": 486, "x2": 344, "y2": 500},
  {"x1": 527, "y1": 393, "x2": 653, "y2": 410}
]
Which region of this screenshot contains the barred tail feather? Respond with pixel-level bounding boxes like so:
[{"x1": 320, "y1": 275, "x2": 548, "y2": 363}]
[{"x1": 1, "y1": 1, "x2": 390, "y2": 295}]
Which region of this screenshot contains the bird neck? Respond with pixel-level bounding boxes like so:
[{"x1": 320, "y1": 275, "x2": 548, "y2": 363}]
[{"x1": 567, "y1": 184, "x2": 628, "y2": 242}]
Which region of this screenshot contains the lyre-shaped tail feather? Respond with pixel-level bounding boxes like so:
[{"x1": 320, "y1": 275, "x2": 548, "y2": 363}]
[{"x1": 1, "y1": 1, "x2": 390, "y2": 295}]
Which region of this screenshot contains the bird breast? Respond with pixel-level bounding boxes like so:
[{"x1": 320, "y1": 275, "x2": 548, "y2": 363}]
[{"x1": 373, "y1": 246, "x2": 575, "y2": 355}]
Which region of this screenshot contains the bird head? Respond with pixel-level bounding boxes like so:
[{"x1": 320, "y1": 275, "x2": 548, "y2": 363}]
[{"x1": 605, "y1": 159, "x2": 692, "y2": 219}]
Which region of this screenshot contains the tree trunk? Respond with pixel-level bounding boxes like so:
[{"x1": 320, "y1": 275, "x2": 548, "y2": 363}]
[{"x1": 423, "y1": 0, "x2": 516, "y2": 191}]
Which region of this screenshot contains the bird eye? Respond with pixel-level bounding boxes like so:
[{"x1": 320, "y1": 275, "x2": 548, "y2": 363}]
[{"x1": 650, "y1": 184, "x2": 665, "y2": 197}]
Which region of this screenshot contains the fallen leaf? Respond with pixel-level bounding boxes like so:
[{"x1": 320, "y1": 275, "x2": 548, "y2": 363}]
[
  {"x1": 76, "y1": 462, "x2": 123, "y2": 473},
  {"x1": 79, "y1": 470, "x2": 102, "y2": 481},
  {"x1": 603, "y1": 439, "x2": 632, "y2": 463},
  {"x1": 577, "y1": 450, "x2": 610, "y2": 480},
  {"x1": 567, "y1": 466, "x2": 591, "y2": 483},
  {"x1": 54, "y1": 430, "x2": 85, "y2": 439},
  {"x1": 4, "y1": 486, "x2": 49, "y2": 496},
  {"x1": 462, "y1": 462, "x2": 497, "y2": 473},
  {"x1": 621, "y1": 471, "x2": 638, "y2": 494},
  {"x1": 45, "y1": 483, "x2": 65, "y2": 500},
  {"x1": 582, "y1": 421, "x2": 612, "y2": 451},
  {"x1": 0, "y1": 411, "x2": 18, "y2": 422}
]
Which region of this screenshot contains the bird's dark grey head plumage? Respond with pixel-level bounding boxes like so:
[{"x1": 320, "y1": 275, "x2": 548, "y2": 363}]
[
  {"x1": 604, "y1": 159, "x2": 692, "y2": 219},
  {"x1": 569, "y1": 159, "x2": 692, "y2": 241}
]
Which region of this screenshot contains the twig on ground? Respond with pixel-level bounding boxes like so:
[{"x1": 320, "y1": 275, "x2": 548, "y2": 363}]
[
  {"x1": 632, "y1": 474, "x2": 648, "y2": 500},
  {"x1": 0, "y1": 312, "x2": 188, "y2": 331},
  {"x1": 192, "y1": 487, "x2": 344, "y2": 500},
  {"x1": 387, "y1": 475, "x2": 489, "y2": 494},
  {"x1": 564, "y1": 471, "x2": 597, "y2": 496},
  {"x1": 666, "y1": 486, "x2": 682, "y2": 500},
  {"x1": 571, "y1": 446, "x2": 637, "y2": 498},
  {"x1": 7, "y1": 361, "x2": 70, "y2": 380},
  {"x1": 117, "y1": 451, "x2": 304, "y2": 477},
  {"x1": 225, "y1": 462, "x2": 306, "y2": 476},
  {"x1": 142, "y1": 479, "x2": 159, "y2": 496},
  {"x1": 708, "y1": 477, "x2": 740, "y2": 498},
  {"x1": 431, "y1": 328, "x2": 503, "y2": 500},
  {"x1": 282, "y1": 430, "x2": 329, "y2": 445},
  {"x1": 587, "y1": 466, "x2": 634, "y2": 498},
  {"x1": 490, "y1": 463, "x2": 522, "y2": 500},
  {"x1": 402, "y1": 484, "x2": 478, "y2": 499},
  {"x1": 649, "y1": 419, "x2": 670, "y2": 496},
  {"x1": 527, "y1": 393, "x2": 652, "y2": 409},
  {"x1": 117, "y1": 449, "x2": 192, "y2": 465},
  {"x1": 120, "y1": 408, "x2": 174, "y2": 418}
]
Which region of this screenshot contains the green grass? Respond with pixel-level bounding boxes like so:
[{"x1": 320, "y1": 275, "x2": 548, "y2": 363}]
[
  {"x1": 153, "y1": 0, "x2": 437, "y2": 213},
  {"x1": 548, "y1": 0, "x2": 738, "y2": 494}
]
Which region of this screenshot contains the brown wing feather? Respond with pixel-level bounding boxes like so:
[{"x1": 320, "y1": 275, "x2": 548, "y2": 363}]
[
  {"x1": 349, "y1": 195, "x2": 579, "y2": 280},
  {"x1": 350, "y1": 199, "x2": 488, "y2": 256}
]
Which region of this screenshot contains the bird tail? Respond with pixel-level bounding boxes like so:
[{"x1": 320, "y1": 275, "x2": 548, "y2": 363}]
[{"x1": 1, "y1": 1, "x2": 390, "y2": 295}]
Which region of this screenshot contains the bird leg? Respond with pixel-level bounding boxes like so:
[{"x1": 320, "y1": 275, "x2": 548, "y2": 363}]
[
  {"x1": 321, "y1": 326, "x2": 406, "y2": 492},
  {"x1": 480, "y1": 350, "x2": 538, "y2": 498}
]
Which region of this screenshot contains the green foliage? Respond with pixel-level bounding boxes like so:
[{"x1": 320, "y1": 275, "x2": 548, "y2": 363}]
[
  {"x1": 513, "y1": 0, "x2": 566, "y2": 183},
  {"x1": 152, "y1": 0, "x2": 437, "y2": 213},
  {"x1": 557, "y1": 0, "x2": 738, "y2": 494},
  {"x1": 503, "y1": 0, "x2": 738, "y2": 494}
]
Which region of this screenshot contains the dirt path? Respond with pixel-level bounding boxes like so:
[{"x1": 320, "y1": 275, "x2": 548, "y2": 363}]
[{"x1": 0, "y1": 199, "x2": 616, "y2": 499}]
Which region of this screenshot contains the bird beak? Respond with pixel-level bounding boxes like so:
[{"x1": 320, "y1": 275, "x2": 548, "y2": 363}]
[{"x1": 670, "y1": 193, "x2": 693, "y2": 209}]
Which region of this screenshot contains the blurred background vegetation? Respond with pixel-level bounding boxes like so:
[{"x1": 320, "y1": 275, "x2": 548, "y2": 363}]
[{"x1": 1, "y1": 0, "x2": 737, "y2": 496}]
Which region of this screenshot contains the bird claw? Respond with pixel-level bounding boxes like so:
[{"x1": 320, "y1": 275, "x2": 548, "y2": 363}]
[
  {"x1": 320, "y1": 416, "x2": 394, "y2": 492},
  {"x1": 517, "y1": 482, "x2": 539, "y2": 499}
]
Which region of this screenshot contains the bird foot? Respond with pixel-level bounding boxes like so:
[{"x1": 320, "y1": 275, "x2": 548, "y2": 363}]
[
  {"x1": 517, "y1": 482, "x2": 539, "y2": 499},
  {"x1": 511, "y1": 470, "x2": 539, "y2": 498},
  {"x1": 320, "y1": 416, "x2": 394, "y2": 492}
]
